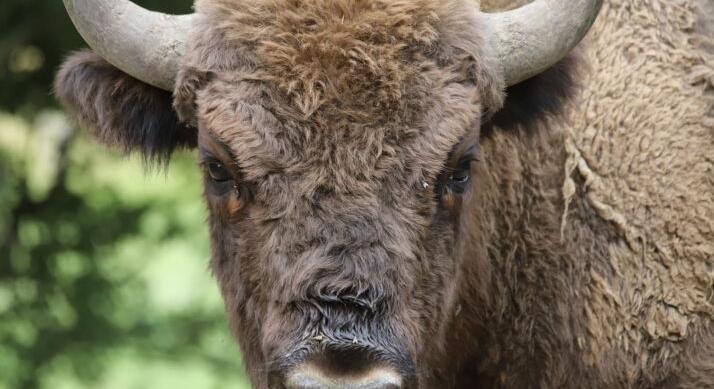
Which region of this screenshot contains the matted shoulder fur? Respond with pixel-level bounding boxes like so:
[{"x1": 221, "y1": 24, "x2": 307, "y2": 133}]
[{"x1": 482, "y1": 0, "x2": 714, "y2": 387}]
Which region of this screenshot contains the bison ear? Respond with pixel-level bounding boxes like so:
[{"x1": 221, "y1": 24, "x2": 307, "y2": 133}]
[
  {"x1": 54, "y1": 50, "x2": 197, "y2": 165},
  {"x1": 482, "y1": 50, "x2": 582, "y2": 137}
]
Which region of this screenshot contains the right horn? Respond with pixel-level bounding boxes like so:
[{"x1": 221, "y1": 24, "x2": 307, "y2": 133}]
[
  {"x1": 63, "y1": 0, "x2": 194, "y2": 91},
  {"x1": 485, "y1": 0, "x2": 603, "y2": 86}
]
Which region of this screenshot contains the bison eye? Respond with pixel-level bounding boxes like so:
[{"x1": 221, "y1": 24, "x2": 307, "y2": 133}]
[
  {"x1": 447, "y1": 161, "x2": 472, "y2": 194},
  {"x1": 207, "y1": 161, "x2": 232, "y2": 182},
  {"x1": 450, "y1": 168, "x2": 470, "y2": 184}
]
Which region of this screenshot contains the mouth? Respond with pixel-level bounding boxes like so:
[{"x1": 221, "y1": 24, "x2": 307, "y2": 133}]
[
  {"x1": 269, "y1": 339, "x2": 415, "y2": 389},
  {"x1": 284, "y1": 363, "x2": 403, "y2": 389}
]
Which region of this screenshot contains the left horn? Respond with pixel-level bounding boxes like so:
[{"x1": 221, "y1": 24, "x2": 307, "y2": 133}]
[
  {"x1": 485, "y1": 0, "x2": 603, "y2": 86},
  {"x1": 63, "y1": 0, "x2": 194, "y2": 91}
]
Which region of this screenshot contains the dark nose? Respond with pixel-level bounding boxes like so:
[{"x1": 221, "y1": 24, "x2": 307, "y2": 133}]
[{"x1": 285, "y1": 364, "x2": 403, "y2": 389}]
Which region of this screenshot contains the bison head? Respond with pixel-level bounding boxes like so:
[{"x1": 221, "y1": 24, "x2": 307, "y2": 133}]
[{"x1": 55, "y1": 0, "x2": 600, "y2": 387}]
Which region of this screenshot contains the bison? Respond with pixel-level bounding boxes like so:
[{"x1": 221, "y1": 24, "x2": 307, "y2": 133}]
[{"x1": 54, "y1": 0, "x2": 713, "y2": 388}]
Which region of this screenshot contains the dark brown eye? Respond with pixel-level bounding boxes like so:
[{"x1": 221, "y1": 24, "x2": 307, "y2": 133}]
[
  {"x1": 449, "y1": 168, "x2": 470, "y2": 184},
  {"x1": 447, "y1": 161, "x2": 472, "y2": 194},
  {"x1": 207, "y1": 161, "x2": 232, "y2": 182}
]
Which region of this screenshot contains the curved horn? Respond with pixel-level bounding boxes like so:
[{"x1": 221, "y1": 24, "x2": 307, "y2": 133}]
[
  {"x1": 486, "y1": 0, "x2": 603, "y2": 86},
  {"x1": 63, "y1": 0, "x2": 194, "y2": 91}
]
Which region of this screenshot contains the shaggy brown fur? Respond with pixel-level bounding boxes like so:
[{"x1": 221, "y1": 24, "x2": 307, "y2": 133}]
[
  {"x1": 560, "y1": 0, "x2": 714, "y2": 386},
  {"x1": 480, "y1": 0, "x2": 714, "y2": 387},
  {"x1": 54, "y1": 0, "x2": 713, "y2": 388}
]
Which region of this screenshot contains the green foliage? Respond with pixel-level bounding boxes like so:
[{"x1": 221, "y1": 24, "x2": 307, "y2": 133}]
[
  {"x1": 0, "y1": 113, "x2": 251, "y2": 389},
  {"x1": 0, "y1": 1, "x2": 251, "y2": 388}
]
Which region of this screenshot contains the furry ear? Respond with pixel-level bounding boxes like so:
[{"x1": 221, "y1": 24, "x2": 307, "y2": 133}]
[
  {"x1": 54, "y1": 50, "x2": 196, "y2": 165},
  {"x1": 482, "y1": 50, "x2": 582, "y2": 137}
]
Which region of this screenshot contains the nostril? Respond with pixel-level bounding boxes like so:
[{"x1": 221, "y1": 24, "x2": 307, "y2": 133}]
[{"x1": 285, "y1": 365, "x2": 403, "y2": 389}]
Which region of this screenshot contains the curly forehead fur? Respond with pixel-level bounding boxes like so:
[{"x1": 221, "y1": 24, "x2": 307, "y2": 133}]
[{"x1": 174, "y1": 0, "x2": 504, "y2": 125}]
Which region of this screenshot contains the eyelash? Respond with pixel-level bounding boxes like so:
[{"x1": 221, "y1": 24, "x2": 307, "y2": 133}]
[
  {"x1": 199, "y1": 156, "x2": 241, "y2": 197},
  {"x1": 443, "y1": 158, "x2": 475, "y2": 194}
]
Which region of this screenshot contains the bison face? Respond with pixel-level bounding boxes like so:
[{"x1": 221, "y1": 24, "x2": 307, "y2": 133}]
[
  {"x1": 168, "y1": 2, "x2": 509, "y2": 386},
  {"x1": 193, "y1": 64, "x2": 486, "y2": 387}
]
